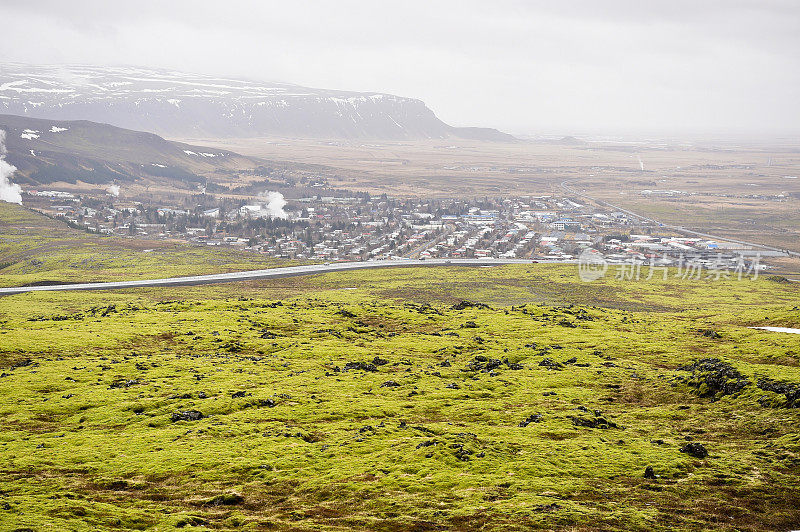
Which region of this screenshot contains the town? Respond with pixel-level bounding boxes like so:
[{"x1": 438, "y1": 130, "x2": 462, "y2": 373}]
[{"x1": 22, "y1": 186, "x2": 771, "y2": 274}]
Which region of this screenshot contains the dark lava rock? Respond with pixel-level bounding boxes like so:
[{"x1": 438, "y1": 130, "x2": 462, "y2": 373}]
[
  {"x1": 766, "y1": 275, "x2": 791, "y2": 283},
  {"x1": 416, "y1": 440, "x2": 438, "y2": 449},
  {"x1": 538, "y1": 358, "x2": 563, "y2": 371},
  {"x1": 372, "y1": 356, "x2": 389, "y2": 366},
  {"x1": 450, "y1": 443, "x2": 472, "y2": 461},
  {"x1": 344, "y1": 361, "x2": 378, "y2": 372},
  {"x1": 757, "y1": 378, "x2": 800, "y2": 408},
  {"x1": 205, "y1": 493, "x2": 243, "y2": 506},
  {"x1": 564, "y1": 357, "x2": 577, "y2": 364},
  {"x1": 452, "y1": 300, "x2": 490, "y2": 311},
  {"x1": 337, "y1": 309, "x2": 357, "y2": 318},
  {"x1": 532, "y1": 503, "x2": 561, "y2": 512},
  {"x1": 677, "y1": 358, "x2": 749, "y2": 399},
  {"x1": 258, "y1": 398, "x2": 276, "y2": 407},
  {"x1": 466, "y1": 356, "x2": 503, "y2": 372},
  {"x1": 519, "y1": 413, "x2": 543, "y2": 427},
  {"x1": 176, "y1": 516, "x2": 209, "y2": 528},
  {"x1": 109, "y1": 379, "x2": 140, "y2": 389},
  {"x1": 171, "y1": 410, "x2": 204, "y2": 422},
  {"x1": 445, "y1": 383, "x2": 460, "y2": 389},
  {"x1": 197, "y1": 391, "x2": 207, "y2": 399},
  {"x1": 699, "y1": 329, "x2": 722, "y2": 339},
  {"x1": 462, "y1": 321, "x2": 479, "y2": 328},
  {"x1": 259, "y1": 330, "x2": 277, "y2": 339},
  {"x1": 680, "y1": 442, "x2": 708, "y2": 459},
  {"x1": 231, "y1": 391, "x2": 248, "y2": 398},
  {"x1": 484, "y1": 359, "x2": 502, "y2": 371},
  {"x1": 644, "y1": 466, "x2": 656, "y2": 479},
  {"x1": 380, "y1": 380, "x2": 401, "y2": 388},
  {"x1": 440, "y1": 360, "x2": 452, "y2": 367},
  {"x1": 62, "y1": 394, "x2": 74, "y2": 399},
  {"x1": 569, "y1": 414, "x2": 618, "y2": 429}
]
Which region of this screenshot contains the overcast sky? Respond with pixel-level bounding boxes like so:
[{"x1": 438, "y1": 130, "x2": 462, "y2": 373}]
[{"x1": 1, "y1": 0, "x2": 798, "y2": 136}]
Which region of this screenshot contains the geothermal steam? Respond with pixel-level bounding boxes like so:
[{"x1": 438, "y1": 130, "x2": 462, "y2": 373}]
[
  {"x1": 259, "y1": 191, "x2": 288, "y2": 219},
  {"x1": 0, "y1": 131, "x2": 23, "y2": 204},
  {"x1": 107, "y1": 184, "x2": 121, "y2": 197}
]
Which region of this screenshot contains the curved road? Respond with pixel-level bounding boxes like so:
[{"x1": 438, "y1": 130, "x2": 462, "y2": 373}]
[{"x1": 0, "y1": 258, "x2": 570, "y2": 296}]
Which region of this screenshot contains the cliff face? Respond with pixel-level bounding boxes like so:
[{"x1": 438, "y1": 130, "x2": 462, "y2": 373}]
[{"x1": 0, "y1": 64, "x2": 514, "y2": 141}]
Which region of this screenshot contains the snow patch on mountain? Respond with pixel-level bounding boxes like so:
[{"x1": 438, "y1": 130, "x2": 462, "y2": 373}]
[{"x1": 0, "y1": 63, "x2": 514, "y2": 141}]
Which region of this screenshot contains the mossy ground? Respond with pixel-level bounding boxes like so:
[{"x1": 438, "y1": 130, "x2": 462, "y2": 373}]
[{"x1": 1, "y1": 264, "x2": 799, "y2": 531}]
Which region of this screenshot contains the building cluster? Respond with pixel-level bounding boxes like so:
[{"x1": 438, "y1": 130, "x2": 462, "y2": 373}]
[{"x1": 23, "y1": 190, "x2": 767, "y2": 270}]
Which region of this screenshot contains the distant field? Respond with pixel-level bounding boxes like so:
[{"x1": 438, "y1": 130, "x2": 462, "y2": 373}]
[
  {"x1": 0, "y1": 263, "x2": 798, "y2": 531},
  {"x1": 183, "y1": 136, "x2": 800, "y2": 198},
  {"x1": 600, "y1": 195, "x2": 800, "y2": 253}
]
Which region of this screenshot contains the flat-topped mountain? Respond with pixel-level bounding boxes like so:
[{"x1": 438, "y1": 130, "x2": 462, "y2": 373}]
[{"x1": 0, "y1": 64, "x2": 514, "y2": 141}]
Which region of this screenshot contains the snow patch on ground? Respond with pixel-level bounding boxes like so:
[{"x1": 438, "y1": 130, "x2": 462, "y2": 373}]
[
  {"x1": 749, "y1": 326, "x2": 800, "y2": 334},
  {"x1": 49, "y1": 126, "x2": 68, "y2": 133},
  {"x1": 20, "y1": 129, "x2": 40, "y2": 140}
]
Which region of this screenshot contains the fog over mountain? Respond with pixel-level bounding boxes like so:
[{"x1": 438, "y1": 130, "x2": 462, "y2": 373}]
[
  {"x1": 0, "y1": 64, "x2": 514, "y2": 141},
  {"x1": 1, "y1": 1, "x2": 798, "y2": 136}
]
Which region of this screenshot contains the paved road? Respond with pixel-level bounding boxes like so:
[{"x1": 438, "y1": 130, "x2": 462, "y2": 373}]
[
  {"x1": 560, "y1": 181, "x2": 797, "y2": 257},
  {"x1": 0, "y1": 258, "x2": 570, "y2": 296}
]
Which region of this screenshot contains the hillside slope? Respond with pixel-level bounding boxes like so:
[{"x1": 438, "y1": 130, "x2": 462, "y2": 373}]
[
  {"x1": 0, "y1": 260, "x2": 798, "y2": 531},
  {"x1": 0, "y1": 64, "x2": 515, "y2": 141},
  {"x1": 0, "y1": 114, "x2": 257, "y2": 186}
]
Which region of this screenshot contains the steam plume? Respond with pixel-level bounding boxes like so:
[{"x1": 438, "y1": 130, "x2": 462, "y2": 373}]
[
  {"x1": 259, "y1": 191, "x2": 287, "y2": 219},
  {"x1": 0, "y1": 131, "x2": 23, "y2": 205},
  {"x1": 107, "y1": 184, "x2": 121, "y2": 197}
]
